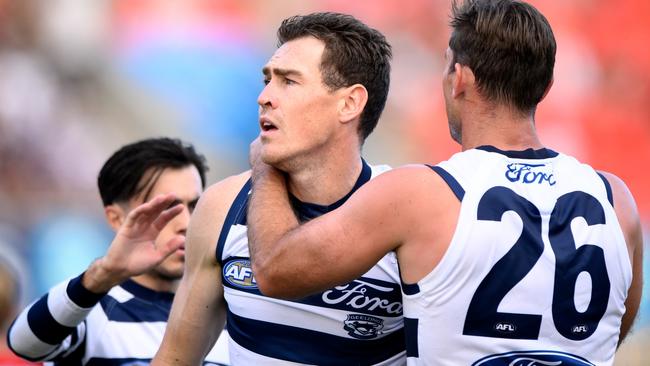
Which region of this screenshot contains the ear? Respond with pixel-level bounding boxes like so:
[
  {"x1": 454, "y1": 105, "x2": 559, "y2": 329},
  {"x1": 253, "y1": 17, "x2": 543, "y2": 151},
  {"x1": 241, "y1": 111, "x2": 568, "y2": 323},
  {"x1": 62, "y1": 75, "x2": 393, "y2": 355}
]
[
  {"x1": 104, "y1": 204, "x2": 126, "y2": 232},
  {"x1": 452, "y1": 63, "x2": 475, "y2": 99},
  {"x1": 338, "y1": 84, "x2": 368, "y2": 124}
]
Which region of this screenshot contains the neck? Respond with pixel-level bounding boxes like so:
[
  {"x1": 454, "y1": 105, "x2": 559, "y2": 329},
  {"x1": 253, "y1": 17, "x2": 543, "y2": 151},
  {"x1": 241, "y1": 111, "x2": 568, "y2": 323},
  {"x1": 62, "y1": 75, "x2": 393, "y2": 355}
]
[
  {"x1": 131, "y1": 273, "x2": 178, "y2": 293},
  {"x1": 286, "y1": 136, "x2": 363, "y2": 205},
  {"x1": 460, "y1": 102, "x2": 543, "y2": 152}
]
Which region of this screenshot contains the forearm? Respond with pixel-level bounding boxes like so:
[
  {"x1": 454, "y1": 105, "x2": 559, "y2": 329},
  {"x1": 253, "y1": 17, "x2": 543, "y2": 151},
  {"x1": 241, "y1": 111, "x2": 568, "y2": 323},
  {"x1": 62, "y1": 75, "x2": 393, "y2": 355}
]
[
  {"x1": 7, "y1": 273, "x2": 104, "y2": 360},
  {"x1": 153, "y1": 269, "x2": 226, "y2": 365},
  {"x1": 154, "y1": 317, "x2": 226, "y2": 366},
  {"x1": 247, "y1": 164, "x2": 299, "y2": 294},
  {"x1": 81, "y1": 257, "x2": 130, "y2": 293}
]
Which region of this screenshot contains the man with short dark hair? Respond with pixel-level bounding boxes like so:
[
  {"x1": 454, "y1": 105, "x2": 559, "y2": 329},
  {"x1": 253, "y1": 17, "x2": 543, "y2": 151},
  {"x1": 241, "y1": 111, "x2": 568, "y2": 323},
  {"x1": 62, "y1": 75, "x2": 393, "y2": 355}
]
[
  {"x1": 247, "y1": 1, "x2": 644, "y2": 365},
  {"x1": 8, "y1": 138, "x2": 229, "y2": 365},
  {"x1": 153, "y1": 12, "x2": 405, "y2": 366}
]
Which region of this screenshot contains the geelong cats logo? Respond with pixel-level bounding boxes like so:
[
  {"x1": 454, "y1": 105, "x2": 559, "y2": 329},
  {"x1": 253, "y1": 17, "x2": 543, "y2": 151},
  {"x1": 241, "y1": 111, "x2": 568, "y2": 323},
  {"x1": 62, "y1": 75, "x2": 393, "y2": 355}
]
[{"x1": 343, "y1": 314, "x2": 384, "y2": 339}]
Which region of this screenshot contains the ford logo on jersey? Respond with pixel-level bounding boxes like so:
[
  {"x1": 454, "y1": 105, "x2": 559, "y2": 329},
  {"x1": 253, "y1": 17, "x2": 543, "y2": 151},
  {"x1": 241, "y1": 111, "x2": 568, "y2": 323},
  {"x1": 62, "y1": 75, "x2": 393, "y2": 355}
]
[
  {"x1": 223, "y1": 258, "x2": 258, "y2": 289},
  {"x1": 472, "y1": 351, "x2": 595, "y2": 366},
  {"x1": 322, "y1": 279, "x2": 402, "y2": 316},
  {"x1": 505, "y1": 163, "x2": 556, "y2": 186}
]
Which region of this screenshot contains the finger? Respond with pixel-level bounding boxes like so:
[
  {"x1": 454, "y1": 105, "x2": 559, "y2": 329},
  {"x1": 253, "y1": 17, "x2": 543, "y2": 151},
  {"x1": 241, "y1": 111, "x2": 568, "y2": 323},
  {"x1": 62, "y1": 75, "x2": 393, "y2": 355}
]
[
  {"x1": 140, "y1": 194, "x2": 179, "y2": 223},
  {"x1": 123, "y1": 194, "x2": 178, "y2": 227},
  {"x1": 151, "y1": 204, "x2": 184, "y2": 232}
]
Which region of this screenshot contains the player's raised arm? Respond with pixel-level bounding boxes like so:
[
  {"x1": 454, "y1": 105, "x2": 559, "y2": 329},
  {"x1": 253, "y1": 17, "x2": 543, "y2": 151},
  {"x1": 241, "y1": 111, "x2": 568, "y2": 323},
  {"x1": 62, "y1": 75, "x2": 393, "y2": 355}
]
[
  {"x1": 8, "y1": 193, "x2": 184, "y2": 362},
  {"x1": 248, "y1": 163, "x2": 444, "y2": 299},
  {"x1": 153, "y1": 172, "x2": 249, "y2": 365},
  {"x1": 84, "y1": 193, "x2": 186, "y2": 292}
]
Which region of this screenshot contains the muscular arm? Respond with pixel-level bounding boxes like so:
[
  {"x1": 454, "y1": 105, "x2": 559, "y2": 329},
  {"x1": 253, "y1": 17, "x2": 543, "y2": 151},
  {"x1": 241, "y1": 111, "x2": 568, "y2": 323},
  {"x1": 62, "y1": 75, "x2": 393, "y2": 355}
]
[
  {"x1": 8, "y1": 194, "x2": 184, "y2": 362},
  {"x1": 153, "y1": 173, "x2": 250, "y2": 365},
  {"x1": 600, "y1": 171, "x2": 644, "y2": 347},
  {"x1": 248, "y1": 164, "x2": 446, "y2": 299}
]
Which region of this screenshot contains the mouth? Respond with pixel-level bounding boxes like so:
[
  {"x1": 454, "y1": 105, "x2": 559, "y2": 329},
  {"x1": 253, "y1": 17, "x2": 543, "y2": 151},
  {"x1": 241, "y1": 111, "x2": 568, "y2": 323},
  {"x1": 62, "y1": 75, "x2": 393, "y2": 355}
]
[
  {"x1": 260, "y1": 117, "x2": 278, "y2": 132},
  {"x1": 177, "y1": 238, "x2": 186, "y2": 252}
]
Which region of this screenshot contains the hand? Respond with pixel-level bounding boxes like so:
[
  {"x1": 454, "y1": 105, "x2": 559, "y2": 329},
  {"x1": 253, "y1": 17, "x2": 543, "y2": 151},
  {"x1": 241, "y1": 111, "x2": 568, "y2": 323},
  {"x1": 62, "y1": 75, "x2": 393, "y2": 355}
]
[
  {"x1": 83, "y1": 194, "x2": 185, "y2": 293},
  {"x1": 249, "y1": 136, "x2": 285, "y2": 185},
  {"x1": 249, "y1": 136, "x2": 263, "y2": 169}
]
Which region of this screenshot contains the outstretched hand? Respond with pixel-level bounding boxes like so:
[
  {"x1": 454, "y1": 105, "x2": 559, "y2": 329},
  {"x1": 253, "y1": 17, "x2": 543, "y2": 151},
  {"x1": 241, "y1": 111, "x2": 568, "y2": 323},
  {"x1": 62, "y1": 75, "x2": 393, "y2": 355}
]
[{"x1": 83, "y1": 194, "x2": 185, "y2": 293}]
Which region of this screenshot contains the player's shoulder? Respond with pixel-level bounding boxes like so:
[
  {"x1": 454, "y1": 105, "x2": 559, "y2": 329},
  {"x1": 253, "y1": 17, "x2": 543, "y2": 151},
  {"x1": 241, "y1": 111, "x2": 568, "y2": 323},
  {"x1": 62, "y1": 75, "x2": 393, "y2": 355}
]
[
  {"x1": 597, "y1": 170, "x2": 629, "y2": 194},
  {"x1": 364, "y1": 164, "x2": 452, "y2": 199},
  {"x1": 596, "y1": 170, "x2": 640, "y2": 231},
  {"x1": 199, "y1": 171, "x2": 251, "y2": 210},
  {"x1": 189, "y1": 171, "x2": 250, "y2": 238},
  {"x1": 597, "y1": 170, "x2": 635, "y2": 207}
]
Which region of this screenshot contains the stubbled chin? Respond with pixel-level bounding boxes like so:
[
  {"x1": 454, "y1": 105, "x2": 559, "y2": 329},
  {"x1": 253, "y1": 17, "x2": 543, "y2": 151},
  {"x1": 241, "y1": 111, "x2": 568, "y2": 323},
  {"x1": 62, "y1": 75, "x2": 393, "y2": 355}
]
[
  {"x1": 261, "y1": 149, "x2": 283, "y2": 165},
  {"x1": 153, "y1": 265, "x2": 184, "y2": 281}
]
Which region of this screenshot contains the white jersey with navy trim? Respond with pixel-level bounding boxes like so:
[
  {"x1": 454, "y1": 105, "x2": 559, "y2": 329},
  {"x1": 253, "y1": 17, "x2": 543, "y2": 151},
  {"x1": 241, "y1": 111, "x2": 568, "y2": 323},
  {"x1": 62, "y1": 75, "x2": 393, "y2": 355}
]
[
  {"x1": 401, "y1": 146, "x2": 631, "y2": 366},
  {"x1": 7, "y1": 274, "x2": 230, "y2": 365},
  {"x1": 217, "y1": 160, "x2": 407, "y2": 366}
]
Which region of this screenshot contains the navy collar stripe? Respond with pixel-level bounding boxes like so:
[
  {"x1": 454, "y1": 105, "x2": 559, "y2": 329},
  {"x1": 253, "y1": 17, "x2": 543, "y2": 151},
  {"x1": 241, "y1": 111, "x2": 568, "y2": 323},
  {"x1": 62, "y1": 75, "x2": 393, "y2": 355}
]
[
  {"x1": 119, "y1": 279, "x2": 175, "y2": 303},
  {"x1": 290, "y1": 159, "x2": 372, "y2": 220},
  {"x1": 476, "y1": 145, "x2": 559, "y2": 159}
]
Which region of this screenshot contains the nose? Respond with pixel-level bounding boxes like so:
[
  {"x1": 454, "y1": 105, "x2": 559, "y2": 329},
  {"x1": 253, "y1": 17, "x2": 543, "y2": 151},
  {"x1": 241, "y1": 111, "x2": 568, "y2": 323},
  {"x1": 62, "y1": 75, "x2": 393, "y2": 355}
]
[
  {"x1": 257, "y1": 83, "x2": 275, "y2": 111},
  {"x1": 171, "y1": 204, "x2": 191, "y2": 235}
]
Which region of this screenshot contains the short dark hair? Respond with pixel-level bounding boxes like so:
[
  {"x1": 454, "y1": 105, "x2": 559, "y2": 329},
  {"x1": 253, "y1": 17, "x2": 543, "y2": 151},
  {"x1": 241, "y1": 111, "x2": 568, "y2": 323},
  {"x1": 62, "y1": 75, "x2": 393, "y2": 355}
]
[
  {"x1": 449, "y1": 0, "x2": 556, "y2": 114},
  {"x1": 98, "y1": 137, "x2": 208, "y2": 206},
  {"x1": 277, "y1": 12, "x2": 392, "y2": 141}
]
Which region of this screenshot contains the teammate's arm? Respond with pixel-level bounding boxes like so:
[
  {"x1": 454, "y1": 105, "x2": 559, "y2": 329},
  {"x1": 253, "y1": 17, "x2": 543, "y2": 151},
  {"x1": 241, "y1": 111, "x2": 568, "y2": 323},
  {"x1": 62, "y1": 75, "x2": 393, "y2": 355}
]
[
  {"x1": 248, "y1": 164, "x2": 443, "y2": 299},
  {"x1": 599, "y1": 171, "x2": 644, "y2": 347},
  {"x1": 153, "y1": 173, "x2": 250, "y2": 365},
  {"x1": 8, "y1": 194, "x2": 184, "y2": 362}
]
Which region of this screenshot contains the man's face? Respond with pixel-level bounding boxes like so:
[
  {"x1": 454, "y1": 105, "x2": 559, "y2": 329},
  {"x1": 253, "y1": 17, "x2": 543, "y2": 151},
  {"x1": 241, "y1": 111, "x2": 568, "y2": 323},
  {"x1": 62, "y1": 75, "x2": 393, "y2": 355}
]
[
  {"x1": 257, "y1": 36, "x2": 342, "y2": 170},
  {"x1": 126, "y1": 165, "x2": 202, "y2": 281},
  {"x1": 443, "y1": 47, "x2": 462, "y2": 144}
]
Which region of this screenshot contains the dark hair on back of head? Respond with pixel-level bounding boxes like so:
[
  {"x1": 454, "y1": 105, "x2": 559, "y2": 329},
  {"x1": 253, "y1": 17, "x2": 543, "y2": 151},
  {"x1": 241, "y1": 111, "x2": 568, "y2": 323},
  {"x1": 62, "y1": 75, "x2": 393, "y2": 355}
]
[
  {"x1": 277, "y1": 12, "x2": 392, "y2": 142},
  {"x1": 449, "y1": 0, "x2": 556, "y2": 115},
  {"x1": 98, "y1": 137, "x2": 208, "y2": 206}
]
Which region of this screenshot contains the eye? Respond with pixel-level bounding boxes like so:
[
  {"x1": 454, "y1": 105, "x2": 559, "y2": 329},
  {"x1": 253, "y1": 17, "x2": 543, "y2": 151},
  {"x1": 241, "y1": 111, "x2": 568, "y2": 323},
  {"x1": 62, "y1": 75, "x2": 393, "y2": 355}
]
[
  {"x1": 284, "y1": 77, "x2": 296, "y2": 85},
  {"x1": 263, "y1": 78, "x2": 270, "y2": 85},
  {"x1": 188, "y1": 199, "x2": 199, "y2": 213},
  {"x1": 166, "y1": 199, "x2": 182, "y2": 210}
]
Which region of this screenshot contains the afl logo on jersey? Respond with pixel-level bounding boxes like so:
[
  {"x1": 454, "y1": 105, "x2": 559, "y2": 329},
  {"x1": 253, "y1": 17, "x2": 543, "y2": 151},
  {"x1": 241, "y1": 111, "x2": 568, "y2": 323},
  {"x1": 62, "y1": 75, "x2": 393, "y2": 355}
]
[
  {"x1": 223, "y1": 258, "x2": 258, "y2": 289},
  {"x1": 494, "y1": 322, "x2": 516, "y2": 333},
  {"x1": 572, "y1": 324, "x2": 589, "y2": 334},
  {"x1": 472, "y1": 351, "x2": 595, "y2": 366}
]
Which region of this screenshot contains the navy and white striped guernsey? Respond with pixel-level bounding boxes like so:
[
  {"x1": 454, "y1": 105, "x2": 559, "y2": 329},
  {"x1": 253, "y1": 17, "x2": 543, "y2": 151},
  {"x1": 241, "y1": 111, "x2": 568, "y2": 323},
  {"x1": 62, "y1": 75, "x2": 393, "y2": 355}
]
[
  {"x1": 218, "y1": 160, "x2": 406, "y2": 365},
  {"x1": 7, "y1": 273, "x2": 230, "y2": 365},
  {"x1": 402, "y1": 146, "x2": 630, "y2": 366}
]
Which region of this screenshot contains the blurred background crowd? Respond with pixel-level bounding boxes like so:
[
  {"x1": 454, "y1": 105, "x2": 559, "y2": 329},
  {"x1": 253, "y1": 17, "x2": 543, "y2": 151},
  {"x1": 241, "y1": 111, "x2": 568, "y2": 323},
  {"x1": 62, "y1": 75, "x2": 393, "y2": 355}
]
[{"x1": 0, "y1": 0, "x2": 648, "y2": 364}]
